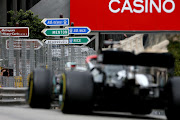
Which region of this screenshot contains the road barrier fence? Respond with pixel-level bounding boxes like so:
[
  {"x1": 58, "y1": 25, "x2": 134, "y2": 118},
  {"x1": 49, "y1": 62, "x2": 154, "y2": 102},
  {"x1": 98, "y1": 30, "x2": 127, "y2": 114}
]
[{"x1": 0, "y1": 34, "x2": 96, "y2": 87}]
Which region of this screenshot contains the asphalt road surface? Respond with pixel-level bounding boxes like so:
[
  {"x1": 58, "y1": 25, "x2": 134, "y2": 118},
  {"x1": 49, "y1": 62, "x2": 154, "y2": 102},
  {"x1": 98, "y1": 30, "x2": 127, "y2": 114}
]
[{"x1": 0, "y1": 105, "x2": 166, "y2": 120}]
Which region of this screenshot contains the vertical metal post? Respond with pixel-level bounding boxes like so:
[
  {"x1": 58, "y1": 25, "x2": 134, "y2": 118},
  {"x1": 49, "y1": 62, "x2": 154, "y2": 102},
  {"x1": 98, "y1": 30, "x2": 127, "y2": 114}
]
[
  {"x1": 30, "y1": 42, "x2": 35, "y2": 72},
  {"x1": 76, "y1": 46, "x2": 80, "y2": 66},
  {"x1": 40, "y1": 46, "x2": 44, "y2": 66},
  {"x1": 15, "y1": 23, "x2": 20, "y2": 76},
  {"x1": 71, "y1": 45, "x2": 75, "y2": 62},
  {"x1": 47, "y1": 44, "x2": 52, "y2": 71},
  {"x1": 95, "y1": 32, "x2": 99, "y2": 52},
  {"x1": 59, "y1": 14, "x2": 65, "y2": 73},
  {"x1": 70, "y1": 22, "x2": 75, "y2": 63},
  {"x1": 43, "y1": 43, "x2": 47, "y2": 68},
  {"x1": 1, "y1": 35, "x2": 6, "y2": 67},
  {"x1": 8, "y1": 36, "x2": 14, "y2": 87},
  {"x1": 60, "y1": 45, "x2": 64, "y2": 73},
  {"x1": 21, "y1": 40, "x2": 27, "y2": 87},
  {"x1": 36, "y1": 48, "x2": 41, "y2": 67},
  {"x1": 6, "y1": 38, "x2": 9, "y2": 68},
  {"x1": 8, "y1": 37, "x2": 14, "y2": 69},
  {"x1": 57, "y1": 45, "x2": 61, "y2": 73},
  {"x1": 60, "y1": 14, "x2": 63, "y2": 38},
  {"x1": 15, "y1": 50, "x2": 20, "y2": 76}
]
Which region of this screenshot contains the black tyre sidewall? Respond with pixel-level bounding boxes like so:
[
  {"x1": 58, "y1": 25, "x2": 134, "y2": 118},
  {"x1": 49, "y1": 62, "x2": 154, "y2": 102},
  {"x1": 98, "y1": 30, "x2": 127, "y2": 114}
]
[
  {"x1": 29, "y1": 68, "x2": 53, "y2": 108},
  {"x1": 166, "y1": 77, "x2": 180, "y2": 120},
  {"x1": 62, "y1": 71, "x2": 94, "y2": 113}
]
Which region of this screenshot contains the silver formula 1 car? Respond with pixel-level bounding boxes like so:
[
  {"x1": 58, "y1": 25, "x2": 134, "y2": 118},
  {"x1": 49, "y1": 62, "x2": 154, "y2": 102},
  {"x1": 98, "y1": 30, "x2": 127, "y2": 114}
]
[{"x1": 27, "y1": 49, "x2": 179, "y2": 120}]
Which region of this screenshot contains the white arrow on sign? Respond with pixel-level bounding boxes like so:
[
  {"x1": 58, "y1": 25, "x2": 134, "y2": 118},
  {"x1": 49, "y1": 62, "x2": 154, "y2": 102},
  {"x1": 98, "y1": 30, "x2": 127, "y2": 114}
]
[{"x1": 6, "y1": 39, "x2": 43, "y2": 50}]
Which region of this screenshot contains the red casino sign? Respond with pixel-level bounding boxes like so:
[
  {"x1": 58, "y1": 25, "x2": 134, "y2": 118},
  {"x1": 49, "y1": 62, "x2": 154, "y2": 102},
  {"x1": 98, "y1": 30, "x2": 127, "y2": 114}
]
[{"x1": 70, "y1": 0, "x2": 180, "y2": 31}]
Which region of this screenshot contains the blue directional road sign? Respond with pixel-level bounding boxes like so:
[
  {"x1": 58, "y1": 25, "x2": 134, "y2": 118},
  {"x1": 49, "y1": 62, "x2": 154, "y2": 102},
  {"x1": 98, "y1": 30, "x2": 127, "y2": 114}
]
[
  {"x1": 66, "y1": 27, "x2": 91, "y2": 34},
  {"x1": 41, "y1": 18, "x2": 69, "y2": 26}
]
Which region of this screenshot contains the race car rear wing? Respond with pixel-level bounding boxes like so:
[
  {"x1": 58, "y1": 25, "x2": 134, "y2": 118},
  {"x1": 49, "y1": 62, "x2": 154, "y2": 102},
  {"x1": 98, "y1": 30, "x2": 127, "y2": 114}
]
[{"x1": 99, "y1": 51, "x2": 175, "y2": 69}]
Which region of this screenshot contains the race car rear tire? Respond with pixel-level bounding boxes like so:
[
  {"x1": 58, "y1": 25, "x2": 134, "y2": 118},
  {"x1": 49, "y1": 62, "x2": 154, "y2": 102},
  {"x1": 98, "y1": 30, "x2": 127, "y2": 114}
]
[
  {"x1": 165, "y1": 77, "x2": 180, "y2": 120},
  {"x1": 60, "y1": 71, "x2": 94, "y2": 113},
  {"x1": 28, "y1": 68, "x2": 53, "y2": 109}
]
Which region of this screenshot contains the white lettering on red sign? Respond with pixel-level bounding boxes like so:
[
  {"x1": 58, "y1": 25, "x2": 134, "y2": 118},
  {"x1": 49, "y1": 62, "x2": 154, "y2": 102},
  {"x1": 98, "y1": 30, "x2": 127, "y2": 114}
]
[{"x1": 109, "y1": 0, "x2": 175, "y2": 13}]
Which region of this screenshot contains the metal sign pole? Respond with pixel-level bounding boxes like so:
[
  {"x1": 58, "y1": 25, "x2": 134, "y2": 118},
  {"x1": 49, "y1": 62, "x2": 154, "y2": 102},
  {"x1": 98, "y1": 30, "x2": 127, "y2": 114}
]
[
  {"x1": 21, "y1": 40, "x2": 27, "y2": 87},
  {"x1": 47, "y1": 44, "x2": 52, "y2": 71},
  {"x1": 30, "y1": 42, "x2": 35, "y2": 72},
  {"x1": 60, "y1": 14, "x2": 65, "y2": 74},
  {"x1": 15, "y1": 23, "x2": 20, "y2": 77},
  {"x1": 8, "y1": 37, "x2": 14, "y2": 69}
]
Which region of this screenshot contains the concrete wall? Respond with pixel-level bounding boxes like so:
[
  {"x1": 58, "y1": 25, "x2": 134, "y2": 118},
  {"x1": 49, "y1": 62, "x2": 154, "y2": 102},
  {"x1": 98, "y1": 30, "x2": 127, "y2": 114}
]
[
  {"x1": 0, "y1": 0, "x2": 7, "y2": 26},
  {"x1": 30, "y1": 0, "x2": 70, "y2": 19}
]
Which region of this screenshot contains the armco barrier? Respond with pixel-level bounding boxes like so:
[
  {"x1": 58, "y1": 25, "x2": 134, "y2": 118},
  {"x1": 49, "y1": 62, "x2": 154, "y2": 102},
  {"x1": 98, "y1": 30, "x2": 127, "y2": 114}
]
[{"x1": 0, "y1": 87, "x2": 27, "y2": 105}]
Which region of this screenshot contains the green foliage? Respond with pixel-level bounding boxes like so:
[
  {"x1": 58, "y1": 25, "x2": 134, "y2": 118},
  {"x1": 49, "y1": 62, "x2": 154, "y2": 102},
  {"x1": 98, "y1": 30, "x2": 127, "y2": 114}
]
[
  {"x1": 168, "y1": 40, "x2": 180, "y2": 76},
  {"x1": 7, "y1": 9, "x2": 45, "y2": 40}
]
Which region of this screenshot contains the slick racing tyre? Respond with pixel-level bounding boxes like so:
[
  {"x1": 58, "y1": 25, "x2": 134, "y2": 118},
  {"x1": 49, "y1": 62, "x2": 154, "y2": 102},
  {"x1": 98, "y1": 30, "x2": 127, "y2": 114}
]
[
  {"x1": 28, "y1": 68, "x2": 53, "y2": 109},
  {"x1": 60, "y1": 71, "x2": 94, "y2": 113},
  {"x1": 165, "y1": 77, "x2": 180, "y2": 120}
]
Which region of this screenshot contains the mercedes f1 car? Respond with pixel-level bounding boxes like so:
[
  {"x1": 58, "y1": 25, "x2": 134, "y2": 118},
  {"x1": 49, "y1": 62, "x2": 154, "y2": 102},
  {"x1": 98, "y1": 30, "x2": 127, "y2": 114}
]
[{"x1": 27, "y1": 49, "x2": 180, "y2": 120}]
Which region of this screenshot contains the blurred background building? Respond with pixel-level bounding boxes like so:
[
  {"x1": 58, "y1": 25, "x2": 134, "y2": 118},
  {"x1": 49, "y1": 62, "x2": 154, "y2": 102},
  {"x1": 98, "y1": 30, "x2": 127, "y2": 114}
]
[{"x1": 0, "y1": 0, "x2": 41, "y2": 26}]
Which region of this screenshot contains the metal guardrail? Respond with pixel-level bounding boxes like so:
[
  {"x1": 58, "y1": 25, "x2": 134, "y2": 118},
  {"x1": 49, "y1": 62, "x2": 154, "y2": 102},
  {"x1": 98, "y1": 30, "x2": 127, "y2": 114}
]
[{"x1": 0, "y1": 87, "x2": 27, "y2": 105}]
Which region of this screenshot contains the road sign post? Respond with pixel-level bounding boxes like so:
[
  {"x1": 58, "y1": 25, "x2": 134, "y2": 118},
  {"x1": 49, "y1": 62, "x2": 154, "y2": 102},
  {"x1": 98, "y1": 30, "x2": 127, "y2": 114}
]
[
  {"x1": 41, "y1": 28, "x2": 69, "y2": 36},
  {"x1": 66, "y1": 27, "x2": 91, "y2": 34},
  {"x1": 6, "y1": 39, "x2": 43, "y2": 50},
  {"x1": 66, "y1": 37, "x2": 90, "y2": 44},
  {"x1": 0, "y1": 27, "x2": 29, "y2": 37}
]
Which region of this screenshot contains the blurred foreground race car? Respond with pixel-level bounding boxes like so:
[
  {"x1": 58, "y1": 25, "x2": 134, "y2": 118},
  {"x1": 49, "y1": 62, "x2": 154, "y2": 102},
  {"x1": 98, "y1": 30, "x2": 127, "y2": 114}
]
[{"x1": 27, "y1": 48, "x2": 180, "y2": 120}]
